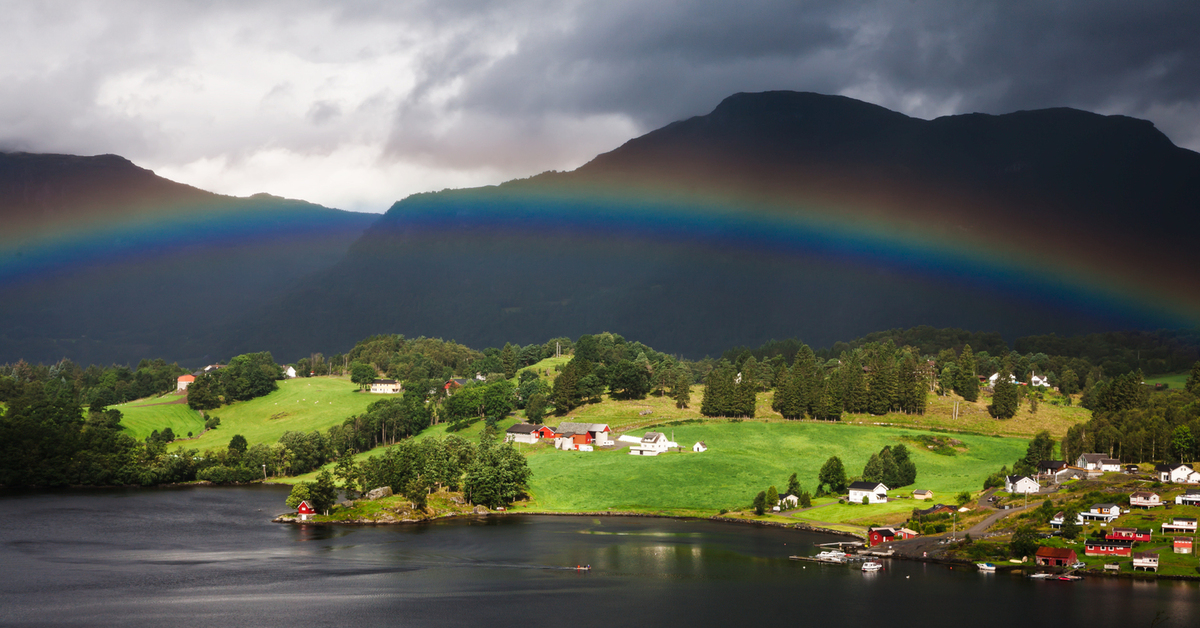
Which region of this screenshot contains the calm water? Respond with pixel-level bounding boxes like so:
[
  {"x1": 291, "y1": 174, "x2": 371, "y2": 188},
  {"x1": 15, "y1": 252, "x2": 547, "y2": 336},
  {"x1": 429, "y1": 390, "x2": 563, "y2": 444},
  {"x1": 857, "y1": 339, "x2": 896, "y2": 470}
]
[{"x1": 1, "y1": 486, "x2": 1197, "y2": 627}]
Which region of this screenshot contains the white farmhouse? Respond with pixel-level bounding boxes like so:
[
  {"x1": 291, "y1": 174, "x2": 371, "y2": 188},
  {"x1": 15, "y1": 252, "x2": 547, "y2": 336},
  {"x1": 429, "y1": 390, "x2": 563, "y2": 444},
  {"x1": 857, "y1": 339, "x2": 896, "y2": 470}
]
[
  {"x1": 629, "y1": 431, "x2": 677, "y2": 456},
  {"x1": 370, "y1": 379, "x2": 402, "y2": 394},
  {"x1": 848, "y1": 481, "x2": 889, "y2": 504},
  {"x1": 1005, "y1": 475, "x2": 1040, "y2": 494},
  {"x1": 693, "y1": 441, "x2": 707, "y2": 453},
  {"x1": 1156, "y1": 463, "x2": 1200, "y2": 484},
  {"x1": 282, "y1": 365, "x2": 297, "y2": 379}
]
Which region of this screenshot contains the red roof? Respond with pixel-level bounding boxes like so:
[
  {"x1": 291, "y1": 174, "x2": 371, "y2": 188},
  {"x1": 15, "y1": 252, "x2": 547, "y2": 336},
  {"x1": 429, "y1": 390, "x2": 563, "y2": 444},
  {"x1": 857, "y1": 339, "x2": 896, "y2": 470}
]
[
  {"x1": 297, "y1": 500, "x2": 315, "y2": 515},
  {"x1": 1036, "y1": 547, "x2": 1076, "y2": 560},
  {"x1": 178, "y1": 374, "x2": 195, "y2": 382}
]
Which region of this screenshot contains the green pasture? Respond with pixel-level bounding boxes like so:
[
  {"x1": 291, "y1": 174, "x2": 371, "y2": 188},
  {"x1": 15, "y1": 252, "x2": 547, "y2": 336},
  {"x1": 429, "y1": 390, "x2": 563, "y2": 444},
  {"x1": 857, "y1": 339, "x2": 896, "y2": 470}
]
[
  {"x1": 521, "y1": 421, "x2": 1027, "y2": 515},
  {"x1": 1144, "y1": 371, "x2": 1190, "y2": 390},
  {"x1": 117, "y1": 397, "x2": 205, "y2": 440},
  {"x1": 173, "y1": 377, "x2": 378, "y2": 452}
]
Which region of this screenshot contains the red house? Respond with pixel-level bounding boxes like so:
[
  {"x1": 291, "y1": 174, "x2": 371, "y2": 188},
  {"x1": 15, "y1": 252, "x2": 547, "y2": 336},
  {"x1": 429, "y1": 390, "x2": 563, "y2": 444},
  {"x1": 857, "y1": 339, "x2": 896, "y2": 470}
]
[
  {"x1": 1085, "y1": 538, "x2": 1133, "y2": 557},
  {"x1": 297, "y1": 500, "x2": 316, "y2": 521},
  {"x1": 1106, "y1": 527, "x2": 1152, "y2": 542},
  {"x1": 867, "y1": 526, "x2": 918, "y2": 547},
  {"x1": 1174, "y1": 537, "x2": 1193, "y2": 554},
  {"x1": 1035, "y1": 546, "x2": 1077, "y2": 567},
  {"x1": 534, "y1": 426, "x2": 558, "y2": 439}
]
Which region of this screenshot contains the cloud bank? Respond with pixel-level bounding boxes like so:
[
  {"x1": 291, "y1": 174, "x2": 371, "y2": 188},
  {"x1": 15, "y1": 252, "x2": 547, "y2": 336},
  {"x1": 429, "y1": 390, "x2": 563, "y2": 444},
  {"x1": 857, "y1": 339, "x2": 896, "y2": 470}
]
[{"x1": 2, "y1": 0, "x2": 1198, "y2": 212}]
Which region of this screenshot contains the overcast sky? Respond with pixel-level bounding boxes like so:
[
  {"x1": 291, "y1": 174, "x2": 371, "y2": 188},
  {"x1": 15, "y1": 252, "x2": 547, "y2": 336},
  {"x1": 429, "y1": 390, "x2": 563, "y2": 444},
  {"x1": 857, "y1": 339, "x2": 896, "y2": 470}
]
[{"x1": 3, "y1": 0, "x2": 1198, "y2": 212}]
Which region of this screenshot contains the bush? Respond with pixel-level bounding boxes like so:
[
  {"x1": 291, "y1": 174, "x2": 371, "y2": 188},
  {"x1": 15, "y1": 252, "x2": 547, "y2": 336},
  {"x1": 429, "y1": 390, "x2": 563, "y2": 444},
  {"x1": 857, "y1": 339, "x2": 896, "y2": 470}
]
[
  {"x1": 204, "y1": 416, "x2": 221, "y2": 430},
  {"x1": 197, "y1": 465, "x2": 258, "y2": 484}
]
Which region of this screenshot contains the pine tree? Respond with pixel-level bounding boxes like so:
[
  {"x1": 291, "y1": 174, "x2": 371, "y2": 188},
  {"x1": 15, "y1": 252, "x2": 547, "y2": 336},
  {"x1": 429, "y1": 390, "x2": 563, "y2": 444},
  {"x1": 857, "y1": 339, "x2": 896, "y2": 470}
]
[
  {"x1": 500, "y1": 343, "x2": 517, "y2": 379},
  {"x1": 955, "y1": 344, "x2": 979, "y2": 402},
  {"x1": 1188, "y1": 361, "x2": 1200, "y2": 396},
  {"x1": 793, "y1": 345, "x2": 820, "y2": 418},
  {"x1": 766, "y1": 486, "x2": 779, "y2": 509},
  {"x1": 990, "y1": 368, "x2": 1018, "y2": 419},
  {"x1": 771, "y1": 365, "x2": 794, "y2": 416},
  {"x1": 786, "y1": 472, "x2": 801, "y2": 497},
  {"x1": 841, "y1": 352, "x2": 869, "y2": 414},
  {"x1": 866, "y1": 345, "x2": 897, "y2": 416},
  {"x1": 737, "y1": 357, "x2": 758, "y2": 417},
  {"x1": 701, "y1": 363, "x2": 734, "y2": 417},
  {"x1": 672, "y1": 366, "x2": 692, "y2": 409}
]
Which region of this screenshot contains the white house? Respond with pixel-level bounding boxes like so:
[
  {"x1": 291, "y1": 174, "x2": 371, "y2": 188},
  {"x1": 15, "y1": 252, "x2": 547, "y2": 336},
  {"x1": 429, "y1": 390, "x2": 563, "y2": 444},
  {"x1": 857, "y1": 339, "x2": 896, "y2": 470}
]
[
  {"x1": 1162, "y1": 517, "x2": 1198, "y2": 534},
  {"x1": 1176, "y1": 489, "x2": 1200, "y2": 506},
  {"x1": 505, "y1": 424, "x2": 541, "y2": 445},
  {"x1": 1080, "y1": 503, "x2": 1122, "y2": 523},
  {"x1": 1005, "y1": 475, "x2": 1040, "y2": 494},
  {"x1": 370, "y1": 379, "x2": 402, "y2": 394},
  {"x1": 912, "y1": 489, "x2": 933, "y2": 500},
  {"x1": 177, "y1": 374, "x2": 195, "y2": 392},
  {"x1": 987, "y1": 372, "x2": 1018, "y2": 386},
  {"x1": 848, "y1": 481, "x2": 889, "y2": 504},
  {"x1": 1030, "y1": 373, "x2": 1052, "y2": 387},
  {"x1": 1129, "y1": 491, "x2": 1161, "y2": 509},
  {"x1": 1132, "y1": 551, "x2": 1159, "y2": 572},
  {"x1": 1156, "y1": 463, "x2": 1200, "y2": 483},
  {"x1": 693, "y1": 441, "x2": 707, "y2": 453},
  {"x1": 1077, "y1": 453, "x2": 1120, "y2": 472},
  {"x1": 282, "y1": 365, "x2": 297, "y2": 379},
  {"x1": 630, "y1": 431, "x2": 677, "y2": 456},
  {"x1": 779, "y1": 494, "x2": 799, "y2": 508}
]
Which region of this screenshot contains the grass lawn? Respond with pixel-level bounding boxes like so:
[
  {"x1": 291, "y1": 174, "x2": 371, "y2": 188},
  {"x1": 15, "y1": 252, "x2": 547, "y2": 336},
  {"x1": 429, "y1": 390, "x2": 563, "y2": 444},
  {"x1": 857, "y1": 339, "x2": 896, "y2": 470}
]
[
  {"x1": 117, "y1": 396, "x2": 205, "y2": 440},
  {"x1": 520, "y1": 421, "x2": 1026, "y2": 517},
  {"x1": 1144, "y1": 372, "x2": 1190, "y2": 391},
  {"x1": 172, "y1": 377, "x2": 378, "y2": 452}
]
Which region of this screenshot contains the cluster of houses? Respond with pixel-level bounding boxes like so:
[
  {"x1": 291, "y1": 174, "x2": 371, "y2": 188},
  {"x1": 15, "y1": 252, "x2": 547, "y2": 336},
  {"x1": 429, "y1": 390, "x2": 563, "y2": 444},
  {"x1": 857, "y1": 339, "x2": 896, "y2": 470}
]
[
  {"x1": 1007, "y1": 455, "x2": 1200, "y2": 496},
  {"x1": 1044, "y1": 488, "x2": 1200, "y2": 571},
  {"x1": 176, "y1": 364, "x2": 230, "y2": 392},
  {"x1": 504, "y1": 422, "x2": 613, "y2": 451}
]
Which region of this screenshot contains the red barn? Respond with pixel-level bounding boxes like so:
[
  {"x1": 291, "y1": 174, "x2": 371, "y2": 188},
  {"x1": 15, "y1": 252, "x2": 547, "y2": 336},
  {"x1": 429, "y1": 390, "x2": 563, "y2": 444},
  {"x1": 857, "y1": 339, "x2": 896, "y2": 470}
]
[
  {"x1": 297, "y1": 500, "x2": 316, "y2": 521},
  {"x1": 1035, "y1": 546, "x2": 1077, "y2": 567},
  {"x1": 1085, "y1": 538, "x2": 1133, "y2": 557},
  {"x1": 867, "y1": 527, "x2": 918, "y2": 547},
  {"x1": 534, "y1": 426, "x2": 558, "y2": 439},
  {"x1": 1107, "y1": 527, "x2": 1152, "y2": 542}
]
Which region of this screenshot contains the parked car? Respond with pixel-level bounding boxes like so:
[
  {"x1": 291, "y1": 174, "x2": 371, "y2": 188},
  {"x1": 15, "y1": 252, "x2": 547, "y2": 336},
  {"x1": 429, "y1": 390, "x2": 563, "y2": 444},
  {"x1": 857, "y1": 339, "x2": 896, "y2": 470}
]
[{"x1": 1069, "y1": 562, "x2": 1086, "y2": 569}]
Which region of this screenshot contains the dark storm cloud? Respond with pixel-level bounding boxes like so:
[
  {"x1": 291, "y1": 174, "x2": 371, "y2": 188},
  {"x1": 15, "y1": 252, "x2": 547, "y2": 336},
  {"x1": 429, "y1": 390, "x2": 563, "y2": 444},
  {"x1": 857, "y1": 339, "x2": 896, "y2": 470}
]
[{"x1": 2, "y1": 1, "x2": 1198, "y2": 210}]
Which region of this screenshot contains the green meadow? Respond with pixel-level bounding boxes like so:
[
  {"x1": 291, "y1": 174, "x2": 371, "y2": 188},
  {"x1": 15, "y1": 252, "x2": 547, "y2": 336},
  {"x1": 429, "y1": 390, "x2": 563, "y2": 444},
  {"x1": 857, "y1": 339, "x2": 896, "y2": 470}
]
[
  {"x1": 117, "y1": 397, "x2": 206, "y2": 440},
  {"x1": 520, "y1": 421, "x2": 1027, "y2": 515},
  {"x1": 1144, "y1": 371, "x2": 1190, "y2": 390},
  {"x1": 172, "y1": 377, "x2": 378, "y2": 452}
]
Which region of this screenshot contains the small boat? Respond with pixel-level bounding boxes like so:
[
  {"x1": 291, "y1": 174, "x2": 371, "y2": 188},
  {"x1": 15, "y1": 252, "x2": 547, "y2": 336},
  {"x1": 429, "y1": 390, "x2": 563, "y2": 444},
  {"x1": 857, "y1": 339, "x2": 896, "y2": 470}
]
[
  {"x1": 1029, "y1": 573, "x2": 1053, "y2": 579},
  {"x1": 861, "y1": 561, "x2": 883, "y2": 572},
  {"x1": 1057, "y1": 574, "x2": 1082, "y2": 581},
  {"x1": 574, "y1": 565, "x2": 591, "y2": 571},
  {"x1": 815, "y1": 550, "x2": 847, "y2": 563},
  {"x1": 977, "y1": 563, "x2": 996, "y2": 572}
]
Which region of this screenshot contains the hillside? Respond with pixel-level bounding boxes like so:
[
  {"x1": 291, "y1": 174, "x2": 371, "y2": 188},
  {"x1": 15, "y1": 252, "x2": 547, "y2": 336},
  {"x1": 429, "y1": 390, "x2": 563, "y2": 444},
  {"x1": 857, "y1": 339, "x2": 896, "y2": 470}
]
[
  {"x1": 0, "y1": 152, "x2": 378, "y2": 365},
  {"x1": 228, "y1": 91, "x2": 1200, "y2": 359}
]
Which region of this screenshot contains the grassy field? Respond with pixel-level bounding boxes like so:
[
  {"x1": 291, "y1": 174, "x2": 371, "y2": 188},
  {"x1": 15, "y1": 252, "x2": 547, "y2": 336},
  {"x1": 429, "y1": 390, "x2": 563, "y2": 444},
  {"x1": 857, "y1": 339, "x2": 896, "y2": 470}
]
[
  {"x1": 172, "y1": 377, "x2": 379, "y2": 452},
  {"x1": 1144, "y1": 371, "x2": 1190, "y2": 390},
  {"x1": 520, "y1": 421, "x2": 1027, "y2": 517},
  {"x1": 117, "y1": 396, "x2": 205, "y2": 440}
]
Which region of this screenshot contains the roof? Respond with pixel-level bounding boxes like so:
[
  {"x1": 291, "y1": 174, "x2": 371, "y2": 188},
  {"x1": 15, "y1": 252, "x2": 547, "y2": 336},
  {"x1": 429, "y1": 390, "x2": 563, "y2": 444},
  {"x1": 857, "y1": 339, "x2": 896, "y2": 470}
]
[
  {"x1": 1035, "y1": 547, "x2": 1076, "y2": 559},
  {"x1": 642, "y1": 432, "x2": 666, "y2": 443},
  {"x1": 1039, "y1": 460, "x2": 1067, "y2": 469},
  {"x1": 558, "y1": 421, "x2": 610, "y2": 434},
  {"x1": 1130, "y1": 491, "x2": 1159, "y2": 499},
  {"x1": 1086, "y1": 539, "x2": 1134, "y2": 547},
  {"x1": 1133, "y1": 551, "x2": 1158, "y2": 560},
  {"x1": 1006, "y1": 475, "x2": 1036, "y2": 484},
  {"x1": 1079, "y1": 453, "x2": 1106, "y2": 463},
  {"x1": 1170, "y1": 517, "x2": 1198, "y2": 523},
  {"x1": 178, "y1": 374, "x2": 195, "y2": 381},
  {"x1": 1173, "y1": 537, "x2": 1193, "y2": 544},
  {"x1": 372, "y1": 379, "x2": 397, "y2": 384},
  {"x1": 506, "y1": 424, "x2": 540, "y2": 434},
  {"x1": 915, "y1": 504, "x2": 953, "y2": 516},
  {"x1": 1099, "y1": 457, "x2": 1120, "y2": 464},
  {"x1": 849, "y1": 481, "x2": 887, "y2": 491},
  {"x1": 1156, "y1": 463, "x2": 1193, "y2": 472},
  {"x1": 912, "y1": 489, "x2": 933, "y2": 495},
  {"x1": 1091, "y1": 503, "x2": 1118, "y2": 510}
]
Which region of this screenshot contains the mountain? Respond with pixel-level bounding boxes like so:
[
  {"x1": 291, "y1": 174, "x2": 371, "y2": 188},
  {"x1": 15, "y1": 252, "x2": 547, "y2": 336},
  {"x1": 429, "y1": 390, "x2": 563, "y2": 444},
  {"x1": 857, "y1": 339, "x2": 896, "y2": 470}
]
[
  {"x1": 0, "y1": 152, "x2": 378, "y2": 365},
  {"x1": 220, "y1": 91, "x2": 1200, "y2": 360}
]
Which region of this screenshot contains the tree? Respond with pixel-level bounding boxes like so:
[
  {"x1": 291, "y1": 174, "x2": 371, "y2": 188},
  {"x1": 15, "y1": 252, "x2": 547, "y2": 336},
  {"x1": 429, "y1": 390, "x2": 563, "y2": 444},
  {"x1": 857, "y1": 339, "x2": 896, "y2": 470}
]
[
  {"x1": 753, "y1": 491, "x2": 767, "y2": 515},
  {"x1": 1060, "y1": 509, "x2": 1081, "y2": 540},
  {"x1": 309, "y1": 469, "x2": 339, "y2": 514},
  {"x1": 862, "y1": 453, "x2": 885, "y2": 484},
  {"x1": 1059, "y1": 368, "x2": 1080, "y2": 396},
  {"x1": 1009, "y1": 524, "x2": 1039, "y2": 559},
  {"x1": 1172, "y1": 425, "x2": 1195, "y2": 463},
  {"x1": 989, "y1": 370, "x2": 1018, "y2": 419},
  {"x1": 204, "y1": 415, "x2": 221, "y2": 430},
  {"x1": 955, "y1": 491, "x2": 972, "y2": 507},
  {"x1": 350, "y1": 362, "x2": 376, "y2": 391},
  {"x1": 955, "y1": 344, "x2": 979, "y2": 402},
  {"x1": 766, "y1": 485, "x2": 779, "y2": 509},
  {"x1": 285, "y1": 482, "x2": 312, "y2": 509},
  {"x1": 786, "y1": 472, "x2": 801, "y2": 498},
  {"x1": 464, "y1": 442, "x2": 531, "y2": 508},
  {"x1": 500, "y1": 343, "x2": 518, "y2": 380},
  {"x1": 672, "y1": 366, "x2": 692, "y2": 409},
  {"x1": 228, "y1": 434, "x2": 248, "y2": 454},
  {"x1": 817, "y1": 456, "x2": 848, "y2": 495},
  {"x1": 525, "y1": 393, "x2": 547, "y2": 424},
  {"x1": 1188, "y1": 361, "x2": 1200, "y2": 396},
  {"x1": 891, "y1": 444, "x2": 917, "y2": 486},
  {"x1": 1016, "y1": 431, "x2": 1055, "y2": 475},
  {"x1": 334, "y1": 449, "x2": 360, "y2": 496}
]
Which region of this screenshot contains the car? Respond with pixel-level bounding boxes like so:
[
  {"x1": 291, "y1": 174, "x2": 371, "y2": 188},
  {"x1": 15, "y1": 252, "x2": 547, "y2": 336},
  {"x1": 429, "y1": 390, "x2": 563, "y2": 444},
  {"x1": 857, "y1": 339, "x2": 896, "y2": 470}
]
[{"x1": 1069, "y1": 562, "x2": 1086, "y2": 570}]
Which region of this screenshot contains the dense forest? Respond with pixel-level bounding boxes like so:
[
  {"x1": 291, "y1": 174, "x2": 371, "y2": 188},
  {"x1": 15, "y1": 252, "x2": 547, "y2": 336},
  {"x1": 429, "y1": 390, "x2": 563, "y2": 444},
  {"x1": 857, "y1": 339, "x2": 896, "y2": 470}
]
[{"x1": 2, "y1": 326, "x2": 1198, "y2": 489}]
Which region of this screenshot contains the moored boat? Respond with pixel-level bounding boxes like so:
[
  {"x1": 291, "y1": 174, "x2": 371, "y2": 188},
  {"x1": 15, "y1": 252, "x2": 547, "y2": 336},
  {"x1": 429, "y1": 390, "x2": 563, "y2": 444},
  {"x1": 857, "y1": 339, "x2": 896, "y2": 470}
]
[
  {"x1": 977, "y1": 563, "x2": 996, "y2": 572},
  {"x1": 861, "y1": 561, "x2": 883, "y2": 572}
]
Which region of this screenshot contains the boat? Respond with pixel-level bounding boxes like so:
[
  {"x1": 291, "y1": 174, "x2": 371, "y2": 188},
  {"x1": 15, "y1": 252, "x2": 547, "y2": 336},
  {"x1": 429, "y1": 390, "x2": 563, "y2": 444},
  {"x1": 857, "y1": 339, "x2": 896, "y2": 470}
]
[
  {"x1": 1029, "y1": 573, "x2": 1053, "y2": 579},
  {"x1": 861, "y1": 561, "x2": 883, "y2": 572},
  {"x1": 814, "y1": 550, "x2": 847, "y2": 563},
  {"x1": 977, "y1": 563, "x2": 996, "y2": 572},
  {"x1": 1057, "y1": 574, "x2": 1082, "y2": 581},
  {"x1": 574, "y1": 565, "x2": 591, "y2": 571}
]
